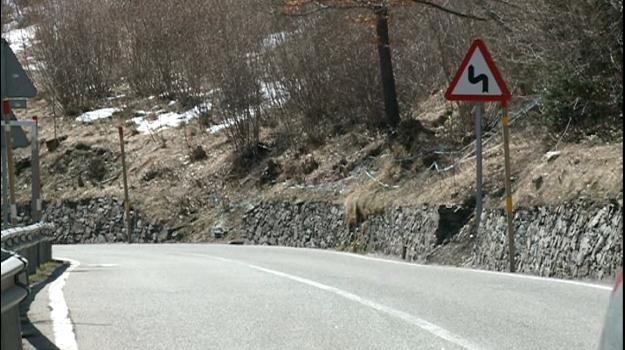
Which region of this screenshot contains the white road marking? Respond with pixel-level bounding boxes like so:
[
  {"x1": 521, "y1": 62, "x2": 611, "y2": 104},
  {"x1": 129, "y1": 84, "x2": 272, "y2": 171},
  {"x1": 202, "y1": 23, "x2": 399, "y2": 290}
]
[
  {"x1": 210, "y1": 255, "x2": 482, "y2": 350},
  {"x1": 214, "y1": 244, "x2": 613, "y2": 291},
  {"x1": 83, "y1": 263, "x2": 118, "y2": 268},
  {"x1": 335, "y1": 251, "x2": 614, "y2": 291},
  {"x1": 49, "y1": 257, "x2": 80, "y2": 350}
]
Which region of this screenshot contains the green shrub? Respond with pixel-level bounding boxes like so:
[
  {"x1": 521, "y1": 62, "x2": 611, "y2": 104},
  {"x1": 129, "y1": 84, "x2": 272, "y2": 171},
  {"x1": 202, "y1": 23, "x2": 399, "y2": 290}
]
[{"x1": 541, "y1": 65, "x2": 622, "y2": 132}]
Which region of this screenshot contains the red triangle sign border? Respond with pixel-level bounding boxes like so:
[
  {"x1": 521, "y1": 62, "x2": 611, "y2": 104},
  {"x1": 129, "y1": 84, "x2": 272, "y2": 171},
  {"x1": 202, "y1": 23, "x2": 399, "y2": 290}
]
[{"x1": 445, "y1": 39, "x2": 511, "y2": 105}]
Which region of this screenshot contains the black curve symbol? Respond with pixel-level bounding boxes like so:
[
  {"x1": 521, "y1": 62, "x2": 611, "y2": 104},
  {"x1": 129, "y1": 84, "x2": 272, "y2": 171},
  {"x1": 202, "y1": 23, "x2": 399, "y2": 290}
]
[{"x1": 468, "y1": 65, "x2": 489, "y2": 93}]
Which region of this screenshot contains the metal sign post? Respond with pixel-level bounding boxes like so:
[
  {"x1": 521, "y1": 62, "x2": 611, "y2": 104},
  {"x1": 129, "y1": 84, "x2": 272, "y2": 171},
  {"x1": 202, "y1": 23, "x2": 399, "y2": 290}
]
[
  {"x1": 445, "y1": 39, "x2": 516, "y2": 272},
  {"x1": 474, "y1": 103, "x2": 484, "y2": 232}
]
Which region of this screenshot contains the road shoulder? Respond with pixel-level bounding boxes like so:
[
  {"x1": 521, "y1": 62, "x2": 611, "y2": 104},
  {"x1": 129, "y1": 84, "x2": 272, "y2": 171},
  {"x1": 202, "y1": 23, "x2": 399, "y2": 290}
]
[{"x1": 20, "y1": 261, "x2": 68, "y2": 350}]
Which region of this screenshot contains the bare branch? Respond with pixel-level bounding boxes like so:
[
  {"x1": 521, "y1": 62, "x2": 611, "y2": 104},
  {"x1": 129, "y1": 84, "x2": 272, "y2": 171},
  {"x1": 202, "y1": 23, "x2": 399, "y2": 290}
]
[{"x1": 409, "y1": 0, "x2": 488, "y2": 21}]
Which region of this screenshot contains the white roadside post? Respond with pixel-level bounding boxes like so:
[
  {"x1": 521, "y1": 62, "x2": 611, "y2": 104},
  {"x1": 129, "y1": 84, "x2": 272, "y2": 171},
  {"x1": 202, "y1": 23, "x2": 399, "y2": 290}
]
[
  {"x1": 31, "y1": 116, "x2": 42, "y2": 222},
  {"x1": 3, "y1": 101, "x2": 18, "y2": 225},
  {"x1": 445, "y1": 39, "x2": 515, "y2": 272}
]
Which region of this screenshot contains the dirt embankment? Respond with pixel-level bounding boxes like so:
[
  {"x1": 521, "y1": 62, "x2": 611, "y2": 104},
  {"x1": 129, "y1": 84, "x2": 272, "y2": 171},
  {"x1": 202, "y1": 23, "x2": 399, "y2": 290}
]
[{"x1": 5, "y1": 93, "x2": 623, "y2": 242}]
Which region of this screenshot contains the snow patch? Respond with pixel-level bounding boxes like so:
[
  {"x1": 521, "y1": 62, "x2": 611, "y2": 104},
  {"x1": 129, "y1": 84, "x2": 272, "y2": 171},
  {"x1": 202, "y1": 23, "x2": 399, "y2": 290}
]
[
  {"x1": 3, "y1": 25, "x2": 36, "y2": 52},
  {"x1": 260, "y1": 81, "x2": 288, "y2": 105},
  {"x1": 76, "y1": 108, "x2": 122, "y2": 123},
  {"x1": 262, "y1": 32, "x2": 289, "y2": 50},
  {"x1": 208, "y1": 120, "x2": 235, "y2": 135},
  {"x1": 132, "y1": 103, "x2": 211, "y2": 134},
  {"x1": 106, "y1": 94, "x2": 126, "y2": 101}
]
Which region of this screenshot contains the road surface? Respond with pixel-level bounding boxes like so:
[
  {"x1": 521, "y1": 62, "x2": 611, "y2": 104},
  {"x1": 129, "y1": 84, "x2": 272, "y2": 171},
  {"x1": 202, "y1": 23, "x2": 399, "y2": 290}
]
[{"x1": 51, "y1": 244, "x2": 612, "y2": 350}]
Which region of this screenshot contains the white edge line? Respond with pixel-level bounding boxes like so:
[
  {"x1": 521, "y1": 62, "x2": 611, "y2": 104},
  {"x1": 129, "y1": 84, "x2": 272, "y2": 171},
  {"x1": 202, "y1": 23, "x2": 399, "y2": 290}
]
[
  {"x1": 209, "y1": 255, "x2": 482, "y2": 350},
  {"x1": 49, "y1": 257, "x2": 80, "y2": 350},
  {"x1": 209, "y1": 244, "x2": 613, "y2": 291},
  {"x1": 336, "y1": 251, "x2": 614, "y2": 291}
]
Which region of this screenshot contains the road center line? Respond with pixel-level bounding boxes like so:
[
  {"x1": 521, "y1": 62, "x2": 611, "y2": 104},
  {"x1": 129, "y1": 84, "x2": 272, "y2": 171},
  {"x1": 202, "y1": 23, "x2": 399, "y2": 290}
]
[
  {"x1": 209, "y1": 255, "x2": 482, "y2": 350},
  {"x1": 49, "y1": 257, "x2": 80, "y2": 350}
]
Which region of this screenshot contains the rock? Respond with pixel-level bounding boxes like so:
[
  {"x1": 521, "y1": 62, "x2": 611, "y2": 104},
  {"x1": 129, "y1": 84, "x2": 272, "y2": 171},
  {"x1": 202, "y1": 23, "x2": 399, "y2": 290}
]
[
  {"x1": 302, "y1": 154, "x2": 319, "y2": 175},
  {"x1": 532, "y1": 175, "x2": 544, "y2": 190},
  {"x1": 157, "y1": 230, "x2": 168, "y2": 242},
  {"x1": 213, "y1": 226, "x2": 225, "y2": 239},
  {"x1": 259, "y1": 159, "x2": 282, "y2": 185},
  {"x1": 545, "y1": 151, "x2": 561, "y2": 162},
  {"x1": 493, "y1": 187, "x2": 505, "y2": 198},
  {"x1": 189, "y1": 146, "x2": 208, "y2": 162}
]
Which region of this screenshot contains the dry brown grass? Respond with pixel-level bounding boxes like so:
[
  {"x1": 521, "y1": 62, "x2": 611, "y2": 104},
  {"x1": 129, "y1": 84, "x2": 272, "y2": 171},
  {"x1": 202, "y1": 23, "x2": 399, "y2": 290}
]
[{"x1": 5, "y1": 90, "x2": 622, "y2": 241}]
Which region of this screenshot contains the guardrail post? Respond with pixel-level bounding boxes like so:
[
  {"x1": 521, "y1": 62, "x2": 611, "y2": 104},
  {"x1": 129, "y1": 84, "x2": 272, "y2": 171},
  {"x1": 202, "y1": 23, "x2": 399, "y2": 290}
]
[
  {"x1": 26, "y1": 245, "x2": 37, "y2": 275},
  {"x1": 1, "y1": 305, "x2": 23, "y2": 350},
  {"x1": 38, "y1": 239, "x2": 51, "y2": 265}
]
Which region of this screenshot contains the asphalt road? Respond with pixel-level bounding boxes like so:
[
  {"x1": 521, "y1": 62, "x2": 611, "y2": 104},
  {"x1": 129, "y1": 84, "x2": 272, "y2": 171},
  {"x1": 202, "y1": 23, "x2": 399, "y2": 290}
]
[{"x1": 51, "y1": 244, "x2": 613, "y2": 350}]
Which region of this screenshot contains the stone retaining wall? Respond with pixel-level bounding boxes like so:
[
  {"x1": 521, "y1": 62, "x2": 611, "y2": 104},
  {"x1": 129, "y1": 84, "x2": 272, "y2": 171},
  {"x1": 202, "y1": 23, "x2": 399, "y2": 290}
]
[
  {"x1": 4, "y1": 198, "x2": 179, "y2": 244},
  {"x1": 243, "y1": 200, "x2": 623, "y2": 280},
  {"x1": 471, "y1": 201, "x2": 623, "y2": 280}
]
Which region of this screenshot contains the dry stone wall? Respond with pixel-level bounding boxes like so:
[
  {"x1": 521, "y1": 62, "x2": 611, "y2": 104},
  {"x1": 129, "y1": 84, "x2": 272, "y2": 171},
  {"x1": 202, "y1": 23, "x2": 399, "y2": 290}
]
[
  {"x1": 471, "y1": 201, "x2": 623, "y2": 280},
  {"x1": 243, "y1": 200, "x2": 623, "y2": 280},
  {"x1": 244, "y1": 202, "x2": 472, "y2": 262},
  {"x1": 5, "y1": 198, "x2": 180, "y2": 244}
]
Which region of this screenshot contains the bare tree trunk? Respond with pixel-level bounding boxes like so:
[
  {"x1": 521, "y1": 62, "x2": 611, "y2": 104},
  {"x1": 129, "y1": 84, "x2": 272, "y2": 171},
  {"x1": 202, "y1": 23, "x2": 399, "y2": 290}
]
[{"x1": 375, "y1": 5, "x2": 400, "y2": 129}]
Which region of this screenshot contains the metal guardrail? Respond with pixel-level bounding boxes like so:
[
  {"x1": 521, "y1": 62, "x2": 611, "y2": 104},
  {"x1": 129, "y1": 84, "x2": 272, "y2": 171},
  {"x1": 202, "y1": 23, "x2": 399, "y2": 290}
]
[
  {"x1": 1, "y1": 223, "x2": 54, "y2": 350},
  {"x1": 1, "y1": 223, "x2": 54, "y2": 276},
  {"x1": 1, "y1": 250, "x2": 29, "y2": 350},
  {"x1": 1, "y1": 222, "x2": 54, "y2": 246}
]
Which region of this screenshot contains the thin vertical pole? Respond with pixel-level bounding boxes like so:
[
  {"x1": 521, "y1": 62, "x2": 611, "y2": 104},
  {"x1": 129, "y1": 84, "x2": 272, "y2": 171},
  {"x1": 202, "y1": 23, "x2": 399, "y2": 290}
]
[
  {"x1": 3, "y1": 101, "x2": 17, "y2": 225},
  {"x1": 118, "y1": 126, "x2": 132, "y2": 243},
  {"x1": 1, "y1": 39, "x2": 8, "y2": 226},
  {"x1": 31, "y1": 116, "x2": 41, "y2": 222},
  {"x1": 2, "y1": 143, "x2": 9, "y2": 226},
  {"x1": 501, "y1": 104, "x2": 516, "y2": 272},
  {"x1": 474, "y1": 103, "x2": 484, "y2": 234}
]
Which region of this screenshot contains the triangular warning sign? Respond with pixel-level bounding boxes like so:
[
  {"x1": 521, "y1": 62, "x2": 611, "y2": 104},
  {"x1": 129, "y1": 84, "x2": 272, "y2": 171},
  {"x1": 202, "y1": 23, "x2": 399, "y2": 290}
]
[
  {"x1": 445, "y1": 39, "x2": 511, "y2": 104},
  {"x1": 1, "y1": 38, "x2": 37, "y2": 99}
]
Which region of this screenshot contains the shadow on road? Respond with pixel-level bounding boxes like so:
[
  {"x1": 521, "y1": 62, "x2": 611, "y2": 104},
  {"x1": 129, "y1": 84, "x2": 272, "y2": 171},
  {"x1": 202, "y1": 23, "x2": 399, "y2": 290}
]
[{"x1": 20, "y1": 261, "x2": 69, "y2": 350}]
